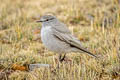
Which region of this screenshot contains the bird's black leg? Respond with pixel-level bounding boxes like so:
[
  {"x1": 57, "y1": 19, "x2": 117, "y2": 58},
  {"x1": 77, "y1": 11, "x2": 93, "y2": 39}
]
[
  {"x1": 59, "y1": 54, "x2": 66, "y2": 63},
  {"x1": 56, "y1": 54, "x2": 66, "y2": 69},
  {"x1": 52, "y1": 54, "x2": 66, "y2": 72}
]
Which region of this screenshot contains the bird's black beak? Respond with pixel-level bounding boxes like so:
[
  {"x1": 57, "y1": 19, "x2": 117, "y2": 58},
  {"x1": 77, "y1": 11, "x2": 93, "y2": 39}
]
[{"x1": 36, "y1": 20, "x2": 42, "y2": 22}]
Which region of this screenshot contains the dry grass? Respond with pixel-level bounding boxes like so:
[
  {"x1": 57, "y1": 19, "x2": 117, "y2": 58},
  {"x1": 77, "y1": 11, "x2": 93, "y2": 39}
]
[{"x1": 0, "y1": 0, "x2": 120, "y2": 80}]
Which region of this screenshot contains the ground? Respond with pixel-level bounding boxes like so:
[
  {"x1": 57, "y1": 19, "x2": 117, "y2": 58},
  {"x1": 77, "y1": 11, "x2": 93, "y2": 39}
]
[{"x1": 0, "y1": 0, "x2": 120, "y2": 80}]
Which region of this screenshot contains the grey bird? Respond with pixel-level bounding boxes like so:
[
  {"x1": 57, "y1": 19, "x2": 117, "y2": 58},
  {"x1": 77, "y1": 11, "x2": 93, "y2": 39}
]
[{"x1": 37, "y1": 15, "x2": 97, "y2": 62}]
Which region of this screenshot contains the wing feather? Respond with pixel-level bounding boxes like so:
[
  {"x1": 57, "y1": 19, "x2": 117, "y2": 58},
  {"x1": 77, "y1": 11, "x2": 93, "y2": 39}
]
[{"x1": 52, "y1": 28, "x2": 97, "y2": 58}]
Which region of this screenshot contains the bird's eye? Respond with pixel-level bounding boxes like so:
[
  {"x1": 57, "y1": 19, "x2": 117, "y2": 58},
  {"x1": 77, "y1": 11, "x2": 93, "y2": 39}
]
[{"x1": 46, "y1": 19, "x2": 49, "y2": 21}]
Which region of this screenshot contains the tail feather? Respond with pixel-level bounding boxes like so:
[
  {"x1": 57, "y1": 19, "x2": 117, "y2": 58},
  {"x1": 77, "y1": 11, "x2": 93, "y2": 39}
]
[{"x1": 78, "y1": 48, "x2": 97, "y2": 58}]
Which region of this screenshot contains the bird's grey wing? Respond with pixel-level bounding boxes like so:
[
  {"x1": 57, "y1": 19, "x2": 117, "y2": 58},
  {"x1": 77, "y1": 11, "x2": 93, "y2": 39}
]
[
  {"x1": 52, "y1": 28, "x2": 97, "y2": 58},
  {"x1": 52, "y1": 22, "x2": 71, "y2": 34}
]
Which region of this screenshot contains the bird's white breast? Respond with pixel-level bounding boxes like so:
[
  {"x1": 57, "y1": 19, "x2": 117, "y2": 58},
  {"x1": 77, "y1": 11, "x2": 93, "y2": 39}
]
[
  {"x1": 41, "y1": 26, "x2": 52, "y2": 39},
  {"x1": 41, "y1": 26, "x2": 55, "y2": 50},
  {"x1": 41, "y1": 26, "x2": 52, "y2": 44},
  {"x1": 40, "y1": 26, "x2": 69, "y2": 53}
]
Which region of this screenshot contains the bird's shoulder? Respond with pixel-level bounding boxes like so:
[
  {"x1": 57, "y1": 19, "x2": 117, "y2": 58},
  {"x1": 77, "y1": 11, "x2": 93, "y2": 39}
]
[{"x1": 52, "y1": 22, "x2": 71, "y2": 34}]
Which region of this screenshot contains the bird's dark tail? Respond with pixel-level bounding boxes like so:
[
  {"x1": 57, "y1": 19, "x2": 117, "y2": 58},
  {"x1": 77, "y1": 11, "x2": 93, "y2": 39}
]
[{"x1": 78, "y1": 47, "x2": 98, "y2": 58}]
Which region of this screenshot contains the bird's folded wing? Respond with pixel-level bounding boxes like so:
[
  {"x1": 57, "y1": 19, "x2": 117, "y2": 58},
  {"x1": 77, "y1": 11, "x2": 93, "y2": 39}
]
[
  {"x1": 53, "y1": 22, "x2": 71, "y2": 34},
  {"x1": 52, "y1": 28, "x2": 97, "y2": 58},
  {"x1": 52, "y1": 28, "x2": 85, "y2": 50}
]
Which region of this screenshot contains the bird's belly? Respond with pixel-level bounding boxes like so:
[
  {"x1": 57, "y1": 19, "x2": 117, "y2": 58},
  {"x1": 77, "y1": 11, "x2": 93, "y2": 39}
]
[{"x1": 41, "y1": 27, "x2": 69, "y2": 53}]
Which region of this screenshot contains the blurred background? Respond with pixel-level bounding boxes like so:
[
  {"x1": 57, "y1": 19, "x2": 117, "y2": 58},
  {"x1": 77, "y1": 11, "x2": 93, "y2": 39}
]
[{"x1": 0, "y1": 0, "x2": 120, "y2": 80}]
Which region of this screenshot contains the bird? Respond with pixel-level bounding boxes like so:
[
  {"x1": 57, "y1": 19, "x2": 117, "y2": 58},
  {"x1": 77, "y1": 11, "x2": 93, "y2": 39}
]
[{"x1": 36, "y1": 15, "x2": 97, "y2": 63}]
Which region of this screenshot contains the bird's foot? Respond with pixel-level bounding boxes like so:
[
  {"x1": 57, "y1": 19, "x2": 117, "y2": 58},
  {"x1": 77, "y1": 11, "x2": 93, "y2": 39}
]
[{"x1": 59, "y1": 54, "x2": 66, "y2": 63}]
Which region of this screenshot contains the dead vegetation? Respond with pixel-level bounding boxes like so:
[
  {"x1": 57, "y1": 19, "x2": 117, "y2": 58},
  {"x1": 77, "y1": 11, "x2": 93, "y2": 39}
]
[{"x1": 0, "y1": 0, "x2": 120, "y2": 80}]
